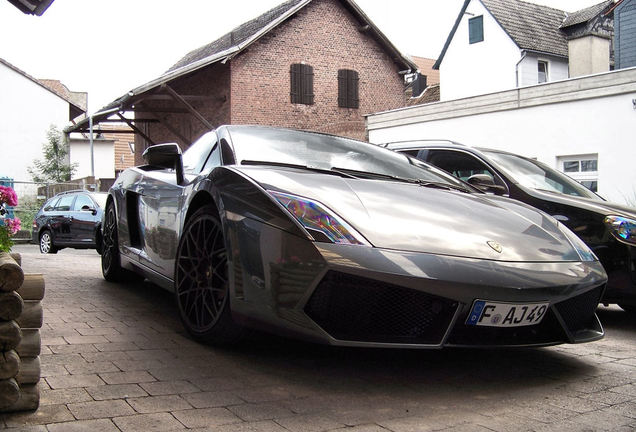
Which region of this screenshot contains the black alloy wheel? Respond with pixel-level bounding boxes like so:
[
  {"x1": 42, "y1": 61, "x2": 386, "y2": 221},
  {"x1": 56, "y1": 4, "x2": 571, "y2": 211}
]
[
  {"x1": 39, "y1": 230, "x2": 57, "y2": 254},
  {"x1": 175, "y1": 205, "x2": 243, "y2": 344},
  {"x1": 101, "y1": 203, "x2": 125, "y2": 281}
]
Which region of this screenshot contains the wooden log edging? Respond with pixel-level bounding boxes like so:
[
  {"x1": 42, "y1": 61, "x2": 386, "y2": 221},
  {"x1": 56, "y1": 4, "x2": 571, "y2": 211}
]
[{"x1": 0, "y1": 252, "x2": 43, "y2": 412}]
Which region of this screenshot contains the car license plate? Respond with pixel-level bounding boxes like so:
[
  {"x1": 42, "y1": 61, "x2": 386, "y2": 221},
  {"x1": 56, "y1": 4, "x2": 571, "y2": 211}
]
[{"x1": 466, "y1": 300, "x2": 549, "y2": 327}]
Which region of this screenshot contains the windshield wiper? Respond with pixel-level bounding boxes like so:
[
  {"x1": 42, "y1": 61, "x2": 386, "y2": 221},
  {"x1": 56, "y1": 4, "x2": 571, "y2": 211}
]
[
  {"x1": 416, "y1": 181, "x2": 471, "y2": 193},
  {"x1": 329, "y1": 167, "x2": 416, "y2": 182},
  {"x1": 240, "y1": 160, "x2": 357, "y2": 178}
]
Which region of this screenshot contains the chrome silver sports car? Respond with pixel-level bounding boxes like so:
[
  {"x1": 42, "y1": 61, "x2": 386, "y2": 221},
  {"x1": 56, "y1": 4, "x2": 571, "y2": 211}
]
[{"x1": 101, "y1": 125, "x2": 607, "y2": 348}]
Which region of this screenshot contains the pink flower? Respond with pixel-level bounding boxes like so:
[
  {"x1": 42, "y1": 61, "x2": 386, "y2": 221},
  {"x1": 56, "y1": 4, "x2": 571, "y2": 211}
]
[
  {"x1": 0, "y1": 185, "x2": 18, "y2": 207},
  {"x1": 4, "y1": 218, "x2": 20, "y2": 235}
]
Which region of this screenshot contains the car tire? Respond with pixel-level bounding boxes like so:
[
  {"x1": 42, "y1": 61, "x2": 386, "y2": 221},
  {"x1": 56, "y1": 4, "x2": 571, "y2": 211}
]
[
  {"x1": 101, "y1": 202, "x2": 142, "y2": 283},
  {"x1": 174, "y1": 205, "x2": 244, "y2": 344},
  {"x1": 39, "y1": 230, "x2": 58, "y2": 254}
]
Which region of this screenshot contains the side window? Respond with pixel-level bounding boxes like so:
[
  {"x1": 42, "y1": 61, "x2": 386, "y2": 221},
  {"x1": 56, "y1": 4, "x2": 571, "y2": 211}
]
[
  {"x1": 220, "y1": 139, "x2": 235, "y2": 165},
  {"x1": 44, "y1": 198, "x2": 59, "y2": 211},
  {"x1": 427, "y1": 150, "x2": 502, "y2": 185},
  {"x1": 400, "y1": 150, "x2": 420, "y2": 157},
  {"x1": 538, "y1": 60, "x2": 549, "y2": 83},
  {"x1": 290, "y1": 63, "x2": 314, "y2": 105},
  {"x1": 54, "y1": 195, "x2": 75, "y2": 211},
  {"x1": 202, "y1": 143, "x2": 222, "y2": 172},
  {"x1": 338, "y1": 69, "x2": 359, "y2": 109},
  {"x1": 469, "y1": 15, "x2": 484, "y2": 44},
  {"x1": 73, "y1": 194, "x2": 94, "y2": 211}
]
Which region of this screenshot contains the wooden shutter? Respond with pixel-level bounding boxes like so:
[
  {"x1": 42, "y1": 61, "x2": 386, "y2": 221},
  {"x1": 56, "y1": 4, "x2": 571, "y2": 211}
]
[
  {"x1": 301, "y1": 64, "x2": 314, "y2": 104},
  {"x1": 291, "y1": 63, "x2": 314, "y2": 105},
  {"x1": 338, "y1": 69, "x2": 359, "y2": 108},
  {"x1": 290, "y1": 63, "x2": 301, "y2": 104}
]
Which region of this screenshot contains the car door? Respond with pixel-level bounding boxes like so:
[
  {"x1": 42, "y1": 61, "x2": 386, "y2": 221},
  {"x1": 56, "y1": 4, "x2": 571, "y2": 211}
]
[
  {"x1": 50, "y1": 194, "x2": 76, "y2": 244},
  {"x1": 69, "y1": 193, "x2": 99, "y2": 245},
  {"x1": 138, "y1": 132, "x2": 220, "y2": 278}
]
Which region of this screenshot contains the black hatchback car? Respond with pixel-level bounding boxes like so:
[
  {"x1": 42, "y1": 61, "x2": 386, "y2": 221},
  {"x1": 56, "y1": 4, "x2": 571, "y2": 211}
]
[
  {"x1": 31, "y1": 190, "x2": 107, "y2": 254},
  {"x1": 386, "y1": 141, "x2": 636, "y2": 313}
]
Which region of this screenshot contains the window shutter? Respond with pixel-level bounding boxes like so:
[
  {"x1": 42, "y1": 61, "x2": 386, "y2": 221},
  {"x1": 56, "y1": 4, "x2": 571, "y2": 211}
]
[
  {"x1": 338, "y1": 69, "x2": 347, "y2": 107},
  {"x1": 290, "y1": 64, "x2": 301, "y2": 104},
  {"x1": 469, "y1": 16, "x2": 484, "y2": 44},
  {"x1": 338, "y1": 69, "x2": 359, "y2": 108},
  {"x1": 349, "y1": 70, "x2": 359, "y2": 109},
  {"x1": 302, "y1": 64, "x2": 314, "y2": 105}
]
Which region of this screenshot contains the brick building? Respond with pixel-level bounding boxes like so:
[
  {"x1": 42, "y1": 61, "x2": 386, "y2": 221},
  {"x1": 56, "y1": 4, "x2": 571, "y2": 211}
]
[{"x1": 66, "y1": 0, "x2": 417, "y2": 162}]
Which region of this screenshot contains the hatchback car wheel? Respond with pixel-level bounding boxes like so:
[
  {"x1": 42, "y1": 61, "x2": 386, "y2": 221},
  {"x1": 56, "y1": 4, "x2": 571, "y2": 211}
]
[
  {"x1": 175, "y1": 205, "x2": 243, "y2": 344},
  {"x1": 39, "y1": 230, "x2": 57, "y2": 254}
]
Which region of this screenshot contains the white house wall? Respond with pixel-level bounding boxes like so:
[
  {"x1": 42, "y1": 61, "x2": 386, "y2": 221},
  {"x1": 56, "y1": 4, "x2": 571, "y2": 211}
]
[
  {"x1": 439, "y1": 0, "x2": 522, "y2": 101},
  {"x1": 518, "y1": 53, "x2": 569, "y2": 87},
  {"x1": 69, "y1": 139, "x2": 115, "y2": 180},
  {"x1": 0, "y1": 63, "x2": 71, "y2": 183},
  {"x1": 367, "y1": 68, "x2": 636, "y2": 205}
]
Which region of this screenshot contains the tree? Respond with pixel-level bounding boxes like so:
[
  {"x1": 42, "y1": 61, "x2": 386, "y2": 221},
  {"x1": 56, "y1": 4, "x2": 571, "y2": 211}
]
[{"x1": 28, "y1": 125, "x2": 77, "y2": 183}]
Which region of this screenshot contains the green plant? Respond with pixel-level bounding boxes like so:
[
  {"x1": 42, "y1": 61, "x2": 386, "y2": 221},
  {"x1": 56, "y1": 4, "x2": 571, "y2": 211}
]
[{"x1": 28, "y1": 125, "x2": 78, "y2": 183}]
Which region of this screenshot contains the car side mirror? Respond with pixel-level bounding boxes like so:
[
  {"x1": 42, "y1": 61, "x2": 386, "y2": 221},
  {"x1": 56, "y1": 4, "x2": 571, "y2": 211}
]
[
  {"x1": 466, "y1": 174, "x2": 507, "y2": 195},
  {"x1": 81, "y1": 205, "x2": 98, "y2": 216},
  {"x1": 143, "y1": 143, "x2": 184, "y2": 185}
]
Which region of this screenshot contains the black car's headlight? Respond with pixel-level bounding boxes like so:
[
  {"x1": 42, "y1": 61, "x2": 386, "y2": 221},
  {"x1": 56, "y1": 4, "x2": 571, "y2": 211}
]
[
  {"x1": 604, "y1": 215, "x2": 636, "y2": 246},
  {"x1": 268, "y1": 191, "x2": 370, "y2": 246},
  {"x1": 558, "y1": 222, "x2": 598, "y2": 262}
]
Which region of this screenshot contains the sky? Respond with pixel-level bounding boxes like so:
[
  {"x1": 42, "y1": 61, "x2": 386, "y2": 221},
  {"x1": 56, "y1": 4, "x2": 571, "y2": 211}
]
[{"x1": 0, "y1": 0, "x2": 604, "y2": 113}]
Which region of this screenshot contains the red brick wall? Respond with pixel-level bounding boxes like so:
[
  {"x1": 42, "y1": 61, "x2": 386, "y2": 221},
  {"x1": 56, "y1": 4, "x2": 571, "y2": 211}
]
[
  {"x1": 134, "y1": 63, "x2": 231, "y2": 165},
  {"x1": 230, "y1": 0, "x2": 406, "y2": 141},
  {"x1": 137, "y1": 0, "x2": 406, "y2": 162}
]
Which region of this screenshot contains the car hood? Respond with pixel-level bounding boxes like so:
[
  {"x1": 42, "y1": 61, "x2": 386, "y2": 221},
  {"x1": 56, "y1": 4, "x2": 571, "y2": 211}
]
[
  {"x1": 523, "y1": 187, "x2": 636, "y2": 220},
  {"x1": 235, "y1": 167, "x2": 585, "y2": 262}
]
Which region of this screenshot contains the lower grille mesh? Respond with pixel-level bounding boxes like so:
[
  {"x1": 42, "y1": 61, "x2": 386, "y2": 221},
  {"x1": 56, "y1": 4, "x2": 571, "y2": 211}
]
[
  {"x1": 304, "y1": 271, "x2": 458, "y2": 344},
  {"x1": 554, "y1": 286, "x2": 603, "y2": 333}
]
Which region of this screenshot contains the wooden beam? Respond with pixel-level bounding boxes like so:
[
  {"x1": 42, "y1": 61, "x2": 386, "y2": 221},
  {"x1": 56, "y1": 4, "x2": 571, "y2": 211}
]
[
  {"x1": 117, "y1": 113, "x2": 156, "y2": 147},
  {"x1": 133, "y1": 105, "x2": 191, "y2": 114},
  {"x1": 142, "y1": 94, "x2": 220, "y2": 102},
  {"x1": 162, "y1": 84, "x2": 214, "y2": 130},
  {"x1": 94, "y1": 119, "x2": 160, "y2": 123},
  {"x1": 148, "y1": 112, "x2": 191, "y2": 145}
]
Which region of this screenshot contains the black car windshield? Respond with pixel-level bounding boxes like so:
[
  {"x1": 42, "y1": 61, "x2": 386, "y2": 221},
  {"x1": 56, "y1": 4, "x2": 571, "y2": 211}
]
[
  {"x1": 483, "y1": 150, "x2": 600, "y2": 199},
  {"x1": 227, "y1": 126, "x2": 467, "y2": 187}
]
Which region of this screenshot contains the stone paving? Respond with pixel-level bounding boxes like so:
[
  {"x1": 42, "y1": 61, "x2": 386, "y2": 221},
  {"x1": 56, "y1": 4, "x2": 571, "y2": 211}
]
[{"x1": 1, "y1": 244, "x2": 635, "y2": 432}]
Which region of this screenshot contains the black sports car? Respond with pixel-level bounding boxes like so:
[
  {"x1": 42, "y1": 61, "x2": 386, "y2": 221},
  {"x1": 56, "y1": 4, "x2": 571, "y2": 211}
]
[{"x1": 102, "y1": 125, "x2": 607, "y2": 348}]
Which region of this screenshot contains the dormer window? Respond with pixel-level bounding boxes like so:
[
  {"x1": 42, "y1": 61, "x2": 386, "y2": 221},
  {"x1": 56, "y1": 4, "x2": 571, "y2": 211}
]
[{"x1": 469, "y1": 15, "x2": 484, "y2": 44}]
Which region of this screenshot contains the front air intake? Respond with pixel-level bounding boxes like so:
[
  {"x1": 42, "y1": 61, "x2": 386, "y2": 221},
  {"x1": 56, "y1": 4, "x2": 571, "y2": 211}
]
[{"x1": 304, "y1": 271, "x2": 458, "y2": 344}]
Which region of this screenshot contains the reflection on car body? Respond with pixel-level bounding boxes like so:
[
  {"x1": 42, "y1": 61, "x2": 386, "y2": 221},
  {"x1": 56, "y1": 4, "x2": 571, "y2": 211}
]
[
  {"x1": 101, "y1": 126, "x2": 607, "y2": 348},
  {"x1": 385, "y1": 140, "x2": 636, "y2": 313}
]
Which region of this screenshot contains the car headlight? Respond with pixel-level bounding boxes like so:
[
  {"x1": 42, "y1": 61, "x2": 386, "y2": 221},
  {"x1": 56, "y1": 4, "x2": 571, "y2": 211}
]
[
  {"x1": 558, "y1": 222, "x2": 597, "y2": 262},
  {"x1": 268, "y1": 191, "x2": 370, "y2": 246},
  {"x1": 604, "y1": 215, "x2": 636, "y2": 246}
]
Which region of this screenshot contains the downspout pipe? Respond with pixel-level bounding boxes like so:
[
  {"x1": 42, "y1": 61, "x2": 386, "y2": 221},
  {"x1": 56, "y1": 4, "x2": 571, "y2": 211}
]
[
  {"x1": 87, "y1": 106, "x2": 122, "y2": 181},
  {"x1": 516, "y1": 50, "x2": 528, "y2": 87}
]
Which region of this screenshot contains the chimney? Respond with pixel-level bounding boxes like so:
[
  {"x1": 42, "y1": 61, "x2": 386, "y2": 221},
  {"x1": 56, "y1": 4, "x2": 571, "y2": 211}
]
[{"x1": 568, "y1": 34, "x2": 611, "y2": 77}]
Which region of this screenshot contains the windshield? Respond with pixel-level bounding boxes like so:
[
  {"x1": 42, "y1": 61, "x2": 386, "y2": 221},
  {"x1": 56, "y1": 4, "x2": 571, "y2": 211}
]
[
  {"x1": 227, "y1": 126, "x2": 468, "y2": 187},
  {"x1": 483, "y1": 151, "x2": 600, "y2": 199}
]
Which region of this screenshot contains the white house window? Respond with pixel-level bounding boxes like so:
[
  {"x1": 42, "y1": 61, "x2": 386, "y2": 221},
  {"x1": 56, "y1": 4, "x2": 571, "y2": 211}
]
[
  {"x1": 538, "y1": 60, "x2": 549, "y2": 83},
  {"x1": 469, "y1": 16, "x2": 484, "y2": 44},
  {"x1": 558, "y1": 154, "x2": 598, "y2": 192}
]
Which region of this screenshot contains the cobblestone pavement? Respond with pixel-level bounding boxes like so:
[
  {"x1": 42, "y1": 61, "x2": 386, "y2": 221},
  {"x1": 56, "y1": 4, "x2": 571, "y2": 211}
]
[{"x1": 1, "y1": 244, "x2": 635, "y2": 431}]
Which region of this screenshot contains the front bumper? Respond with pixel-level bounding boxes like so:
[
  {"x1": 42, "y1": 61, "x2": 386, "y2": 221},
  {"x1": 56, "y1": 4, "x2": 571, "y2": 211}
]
[{"x1": 228, "y1": 223, "x2": 607, "y2": 348}]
